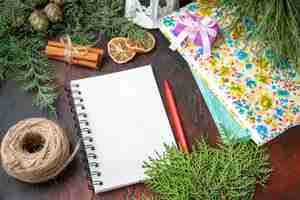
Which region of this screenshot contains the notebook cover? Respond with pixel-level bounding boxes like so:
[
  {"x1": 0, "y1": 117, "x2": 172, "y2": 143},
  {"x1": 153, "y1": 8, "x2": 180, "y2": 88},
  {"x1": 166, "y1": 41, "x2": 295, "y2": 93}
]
[{"x1": 70, "y1": 65, "x2": 176, "y2": 193}]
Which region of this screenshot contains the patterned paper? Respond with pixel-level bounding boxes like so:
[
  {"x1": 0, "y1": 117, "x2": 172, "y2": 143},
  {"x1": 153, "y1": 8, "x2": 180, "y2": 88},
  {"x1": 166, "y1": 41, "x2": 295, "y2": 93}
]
[{"x1": 160, "y1": 2, "x2": 300, "y2": 145}]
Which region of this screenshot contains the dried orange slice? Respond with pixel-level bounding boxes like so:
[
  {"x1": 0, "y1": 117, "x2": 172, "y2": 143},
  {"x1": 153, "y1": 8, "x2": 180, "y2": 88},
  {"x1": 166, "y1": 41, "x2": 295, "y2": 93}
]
[
  {"x1": 126, "y1": 32, "x2": 156, "y2": 54},
  {"x1": 108, "y1": 37, "x2": 136, "y2": 64}
]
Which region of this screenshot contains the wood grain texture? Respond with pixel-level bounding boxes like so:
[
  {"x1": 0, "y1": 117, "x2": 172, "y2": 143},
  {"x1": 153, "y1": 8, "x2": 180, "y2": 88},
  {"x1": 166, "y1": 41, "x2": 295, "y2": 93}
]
[
  {"x1": 180, "y1": 0, "x2": 192, "y2": 6},
  {"x1": 0, "y1": 30, "x2": 299, "y2": 200}
]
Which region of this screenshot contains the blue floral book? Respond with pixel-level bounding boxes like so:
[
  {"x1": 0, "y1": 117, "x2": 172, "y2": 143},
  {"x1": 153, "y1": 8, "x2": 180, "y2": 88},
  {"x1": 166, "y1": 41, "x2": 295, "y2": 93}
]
[{"x1": 160, "y1": 2, "x2": 300, "y2": 145}]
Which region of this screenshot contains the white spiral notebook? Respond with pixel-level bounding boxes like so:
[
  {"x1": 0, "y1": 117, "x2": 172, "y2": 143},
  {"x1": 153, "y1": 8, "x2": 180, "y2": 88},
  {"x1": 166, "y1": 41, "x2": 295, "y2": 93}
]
[{"x1": 70, "y1": 65, "x2": 176, "y2": 193}]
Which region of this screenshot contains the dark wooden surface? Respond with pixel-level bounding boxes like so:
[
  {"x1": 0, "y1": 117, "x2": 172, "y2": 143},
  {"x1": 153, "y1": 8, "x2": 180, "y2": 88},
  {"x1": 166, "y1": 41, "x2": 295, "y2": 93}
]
[{"x1": 0, "y1": 30, "x2": 300, "y2": 200}]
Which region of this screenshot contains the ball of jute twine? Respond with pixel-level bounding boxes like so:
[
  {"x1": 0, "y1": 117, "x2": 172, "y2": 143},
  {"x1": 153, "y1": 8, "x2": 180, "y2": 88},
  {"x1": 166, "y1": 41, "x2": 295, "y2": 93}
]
[{"x1": 0, "y1": 118, "x2": 80, "y2": 183}]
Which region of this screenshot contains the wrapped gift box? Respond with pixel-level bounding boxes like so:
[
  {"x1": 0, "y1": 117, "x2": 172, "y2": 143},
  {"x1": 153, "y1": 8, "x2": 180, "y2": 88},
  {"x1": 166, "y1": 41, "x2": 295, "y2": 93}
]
[{"x1": 160, "y1": 2, "x2": 300, "y2": 145}]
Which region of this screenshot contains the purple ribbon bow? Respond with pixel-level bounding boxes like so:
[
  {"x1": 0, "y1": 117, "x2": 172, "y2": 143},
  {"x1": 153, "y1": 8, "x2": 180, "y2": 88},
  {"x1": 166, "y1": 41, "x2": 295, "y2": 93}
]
[{"x1": 171, "y1": 12, "x2": 219, "y2": 56}]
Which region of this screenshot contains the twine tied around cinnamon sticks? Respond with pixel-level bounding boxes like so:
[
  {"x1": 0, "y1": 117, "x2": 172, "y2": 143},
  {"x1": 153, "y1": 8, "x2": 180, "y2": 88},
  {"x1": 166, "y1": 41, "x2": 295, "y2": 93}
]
[
  {"x1": 61, "y1": 35, "x2": 89, "y2": 64},
  {"x1": 45, "y1": 35, "x2": 104, "y2": 69},
  {"x1": 0, "y1": 118, "x2": 80, "y2": 183}
]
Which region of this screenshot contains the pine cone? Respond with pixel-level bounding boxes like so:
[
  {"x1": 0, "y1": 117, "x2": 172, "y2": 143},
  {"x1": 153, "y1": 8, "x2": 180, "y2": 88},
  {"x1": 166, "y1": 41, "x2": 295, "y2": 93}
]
[
  {"x1": 29, "y1": 10, "x2": 49, "y2": 32},
  {"x1": 44, "y1": 3, "x2": 63, "y2": 23}
]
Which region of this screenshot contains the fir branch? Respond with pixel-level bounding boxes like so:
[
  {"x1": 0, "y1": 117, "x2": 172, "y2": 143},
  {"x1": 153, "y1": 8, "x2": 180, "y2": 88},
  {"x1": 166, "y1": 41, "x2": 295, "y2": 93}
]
[
  {"x1": 0, "y1": 14, "x2": 9, "y2": 38},
  {"x1": 217, "y1": 0, "x2": 300, "y2": 71},
  {"x1": 0, "y1": 26, "x2": 57, "y2": 113},
  {"x1": 121, "y1": 22, "x2": 147, "y2": 41},
  {"x1": 0, "y1": 0, "x2": 146, "y2": 114},
  {"x1": 144, "y1": 138, "x2": 272, "y2": 200},
  {"x1": 22, "y1": 0, "x2": 48, "y2": 8}
]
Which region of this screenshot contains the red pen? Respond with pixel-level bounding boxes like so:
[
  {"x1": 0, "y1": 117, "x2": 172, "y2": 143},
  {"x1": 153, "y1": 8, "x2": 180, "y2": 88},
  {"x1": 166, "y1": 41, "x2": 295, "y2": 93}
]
[{"x1": 164, "y1": 80, "x2": 189, "y2": 153}]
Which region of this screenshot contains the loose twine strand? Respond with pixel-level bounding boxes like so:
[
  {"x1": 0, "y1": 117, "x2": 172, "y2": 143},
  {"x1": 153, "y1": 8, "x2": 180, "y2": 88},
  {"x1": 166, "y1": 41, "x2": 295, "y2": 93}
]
[{"x1": 0, "y1": 118, "x2": 80, "y2": 183}]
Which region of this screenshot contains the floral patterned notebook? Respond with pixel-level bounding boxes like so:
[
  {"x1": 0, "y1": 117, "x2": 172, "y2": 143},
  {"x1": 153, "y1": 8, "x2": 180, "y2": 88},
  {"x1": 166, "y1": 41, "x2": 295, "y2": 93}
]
[{"x1": 160, "y1": 2, "x2": 300, "y2": 145}]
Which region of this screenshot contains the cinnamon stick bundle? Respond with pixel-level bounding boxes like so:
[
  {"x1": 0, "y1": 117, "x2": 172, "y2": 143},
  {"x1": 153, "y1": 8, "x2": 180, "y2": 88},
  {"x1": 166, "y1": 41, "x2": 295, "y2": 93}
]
[{"x1": 45, "y1": 41, "x2": 104, "y2": 69}]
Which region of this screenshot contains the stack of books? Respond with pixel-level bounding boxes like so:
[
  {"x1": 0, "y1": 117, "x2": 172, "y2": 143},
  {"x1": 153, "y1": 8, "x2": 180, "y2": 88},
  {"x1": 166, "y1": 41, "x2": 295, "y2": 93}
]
[{"x1": 159, "y1": 2, "x2": 300, "y2": 145}]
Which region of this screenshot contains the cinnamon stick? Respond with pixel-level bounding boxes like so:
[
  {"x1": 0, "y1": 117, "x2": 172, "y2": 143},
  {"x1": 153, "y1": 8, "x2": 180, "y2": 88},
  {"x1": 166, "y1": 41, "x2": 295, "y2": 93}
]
[
  {"x1": 47, "y1": 41, "x2": 104, "y2": 56},
  {"x1": 45, "y1": 46, "x2": 99, "y2": 63},
  {"x1": 47, "y1": 55, "x2": 97, "y2": 69}
]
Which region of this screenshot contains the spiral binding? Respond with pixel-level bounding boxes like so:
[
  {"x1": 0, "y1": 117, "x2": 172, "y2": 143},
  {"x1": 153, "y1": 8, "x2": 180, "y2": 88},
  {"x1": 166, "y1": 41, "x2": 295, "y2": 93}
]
[{"x1": 66, "y1": 83, "x2": 103, "y2": 192}]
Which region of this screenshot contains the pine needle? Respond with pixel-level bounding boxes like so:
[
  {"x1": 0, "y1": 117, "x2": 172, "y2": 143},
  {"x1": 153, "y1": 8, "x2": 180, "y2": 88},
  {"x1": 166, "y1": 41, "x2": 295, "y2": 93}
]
[
  {"x1": 217, "y1": 0, "x2": 300, "y2": 72},
  {"x1": 0, "y1": 0, "x2": 145, "y2": 114},
  {"x1": 143, "y1": 138, "x2": 272, "y2": 200}
]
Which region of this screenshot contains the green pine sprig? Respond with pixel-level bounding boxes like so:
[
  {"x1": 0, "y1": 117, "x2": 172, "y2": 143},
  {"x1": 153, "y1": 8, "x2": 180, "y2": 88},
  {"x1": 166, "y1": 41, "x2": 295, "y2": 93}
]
[
  {"x1": 0, "y1": 0, "x2": 57, "y2": 114},
  {"x1": 0, "y1": 0, "x2": 146, "y2": 114},
  {"x1": 0, "y1": 32, "x2": 58, "y2": 114},
  {"x1": 122, "y1": 22, "x2": 147, "y2": 42},
  {"x1": 22, "y1": 0, "x2": 49, "y2": 8},
  {"x1": 217, "y1": 0, "x2": 300, "y2": 71},
  {"x1": 143, "y1": 138, "x2": 272, "y2": 200}
]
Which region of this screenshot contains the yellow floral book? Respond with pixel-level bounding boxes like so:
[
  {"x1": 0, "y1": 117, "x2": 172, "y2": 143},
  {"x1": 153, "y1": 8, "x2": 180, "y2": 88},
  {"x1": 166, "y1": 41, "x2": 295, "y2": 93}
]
[{"x1": 160, "y1": 2, "x2": 300, "y2": 145}]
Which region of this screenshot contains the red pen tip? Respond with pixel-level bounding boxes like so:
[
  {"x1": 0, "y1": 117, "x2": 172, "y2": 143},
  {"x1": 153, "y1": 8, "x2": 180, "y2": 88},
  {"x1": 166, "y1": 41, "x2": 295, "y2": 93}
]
[{"x1": 164, "y1": 80, "x2": 171, "y2": 91}]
